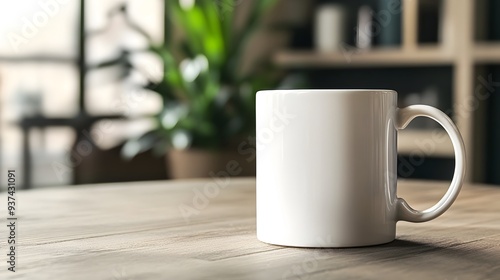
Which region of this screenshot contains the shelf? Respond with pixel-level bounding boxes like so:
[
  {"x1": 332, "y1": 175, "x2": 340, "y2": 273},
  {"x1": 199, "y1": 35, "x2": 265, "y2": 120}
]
[
  {"x1": 274, "y1": 47, "x2": 455, "y2": 68},
  {"x1": 398, "y1": 129, "x2": 453, "y2": 157},
  {"x1": 0, "y1": 55, "x2": 75, "y2": 64},
  {"x1": 474, "y1": 43, "x2": 500, "y2": 63}
]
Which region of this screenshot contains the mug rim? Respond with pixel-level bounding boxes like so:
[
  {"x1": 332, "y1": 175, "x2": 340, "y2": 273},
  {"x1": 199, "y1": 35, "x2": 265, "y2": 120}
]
[{"x1": 257, "y1": 89, "x2": 396, "y2": 94}]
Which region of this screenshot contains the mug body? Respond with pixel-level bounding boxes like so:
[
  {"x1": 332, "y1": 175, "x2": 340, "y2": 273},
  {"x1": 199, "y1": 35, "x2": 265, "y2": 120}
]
[{"x1": 256, "y1": 89, "x2": 398, "y2": 247}]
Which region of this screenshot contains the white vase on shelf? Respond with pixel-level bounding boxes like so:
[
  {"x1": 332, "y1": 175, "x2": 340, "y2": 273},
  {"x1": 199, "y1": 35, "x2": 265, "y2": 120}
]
[{"x1": 314, "y1": 4, "x2": 348, "y2": 52}]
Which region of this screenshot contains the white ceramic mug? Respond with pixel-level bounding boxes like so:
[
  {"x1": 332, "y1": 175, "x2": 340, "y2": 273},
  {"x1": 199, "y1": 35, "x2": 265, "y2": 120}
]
[{"x1": 256, "y1": 89, "x2": 466, "y2": 247}]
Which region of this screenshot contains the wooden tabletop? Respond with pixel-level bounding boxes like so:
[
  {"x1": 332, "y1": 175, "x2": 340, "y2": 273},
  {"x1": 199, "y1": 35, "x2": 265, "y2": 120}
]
[{"x1": 1, "y1": 178, "x2": 499, "y2": 279}]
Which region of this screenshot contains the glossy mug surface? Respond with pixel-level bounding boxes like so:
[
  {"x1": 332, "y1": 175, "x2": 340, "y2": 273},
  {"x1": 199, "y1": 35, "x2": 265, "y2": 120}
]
[{"x1": 256, "y1": 89, "x2": 466, "y2": 247}]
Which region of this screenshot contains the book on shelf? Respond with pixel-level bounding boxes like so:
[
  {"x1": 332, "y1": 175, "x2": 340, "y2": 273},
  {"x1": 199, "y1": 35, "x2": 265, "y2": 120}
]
[
  {"x1": 487, "y1": 68, "x2": 500, "y2": 185},
  {"x1": 486, "y1": 0, "x2": 500, "y2": 184},
  {"x1": 377, "y1": 0, "x2": 401, "y2": 47},
  {"x1": 489, "y1": 0, "x2": 500, "y2": 40}
]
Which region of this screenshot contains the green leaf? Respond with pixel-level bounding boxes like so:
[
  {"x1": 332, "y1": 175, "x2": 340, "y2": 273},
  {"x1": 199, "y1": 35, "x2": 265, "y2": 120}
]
[
  {"x1": 198, "y1": 1, "x2": 226, "y2": 61},
  {"x1": 223, "y1": 0, "x2": 278, "y2": 84},
  {"x1": 166, "y1": 1, "x2": 204, "y2": 54},
  {"x1": 147, "y1": 0, "x2": 281, "y2": 150}
]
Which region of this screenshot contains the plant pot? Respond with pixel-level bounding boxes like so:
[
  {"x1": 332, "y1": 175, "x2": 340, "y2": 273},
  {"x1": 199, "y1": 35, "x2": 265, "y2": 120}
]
[{"x1": 166, "y1": 149, "x2": 256, "y2": 179}]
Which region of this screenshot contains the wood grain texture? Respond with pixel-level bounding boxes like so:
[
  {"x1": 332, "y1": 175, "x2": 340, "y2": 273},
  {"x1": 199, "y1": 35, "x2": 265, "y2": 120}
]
[{"x1": 1, "y1": 178, "x2": 499, "y2": 280}]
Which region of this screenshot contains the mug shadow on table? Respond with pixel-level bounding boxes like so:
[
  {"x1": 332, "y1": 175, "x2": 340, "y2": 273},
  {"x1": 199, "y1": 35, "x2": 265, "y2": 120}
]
[
  {"x1": 335, "y1": 238, "x2": 500, "y2": 274},
  {"x1": 264, "y1": 238, "x2": 500, "y2": 279}
]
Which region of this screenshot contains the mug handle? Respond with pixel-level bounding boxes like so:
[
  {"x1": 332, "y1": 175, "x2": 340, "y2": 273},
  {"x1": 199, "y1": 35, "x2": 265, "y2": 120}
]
[{"x1": 396, "y1": 105, "x2": 466, "y2": 222}]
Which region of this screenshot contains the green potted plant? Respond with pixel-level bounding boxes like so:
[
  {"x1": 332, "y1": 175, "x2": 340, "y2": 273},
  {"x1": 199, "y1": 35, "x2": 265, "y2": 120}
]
[{"x1": 122, "y1": 0, "x2": 280, "y2": 178}]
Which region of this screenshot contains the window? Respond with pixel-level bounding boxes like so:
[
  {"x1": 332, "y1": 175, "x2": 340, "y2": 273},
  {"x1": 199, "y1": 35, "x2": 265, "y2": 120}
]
[{"x1": 0, "y1": 0, "x2": 164, "y2": 188}]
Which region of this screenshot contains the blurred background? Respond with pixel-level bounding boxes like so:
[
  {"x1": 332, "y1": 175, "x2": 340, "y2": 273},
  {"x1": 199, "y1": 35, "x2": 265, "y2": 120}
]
[{"x1": 0, "y1": 0, "x2": 499, "y2": 190}]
